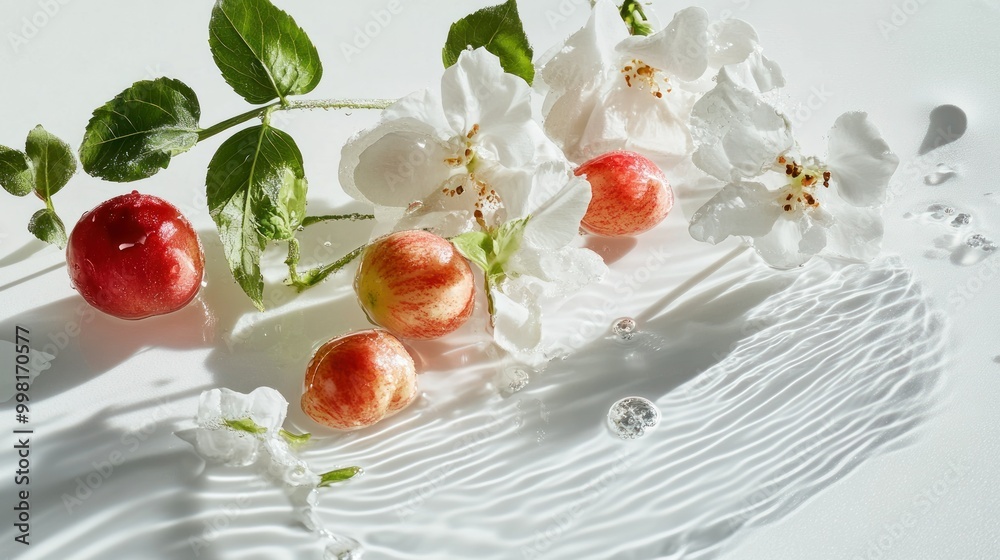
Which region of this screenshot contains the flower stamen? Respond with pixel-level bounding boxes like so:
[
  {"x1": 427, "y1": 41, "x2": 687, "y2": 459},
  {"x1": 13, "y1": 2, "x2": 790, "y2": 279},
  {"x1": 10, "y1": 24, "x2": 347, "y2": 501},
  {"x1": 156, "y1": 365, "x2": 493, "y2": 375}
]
[
  {"x1": 776, "y1": 156, "x2": 830, "y2": 213},
  {"x1": 621, "y1": 59, "x2": 671, "y2": 98}
]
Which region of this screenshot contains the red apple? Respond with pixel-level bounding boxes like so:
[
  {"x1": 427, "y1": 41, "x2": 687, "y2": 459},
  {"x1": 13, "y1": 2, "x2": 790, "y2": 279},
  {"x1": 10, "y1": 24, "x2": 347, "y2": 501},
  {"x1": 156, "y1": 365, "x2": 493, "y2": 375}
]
[
  {"x1": 575, "y1": 151, "x2": 674, "y2": 237},
  {"x1": 67, "y1": 191, "x2": 204, "y2": 320},
  {"x1": 354, "y1": 230, "x2": 475, "y2": 340},
  {"x1": 301, "y1": 330, "x2": 418, "y2": 430}
]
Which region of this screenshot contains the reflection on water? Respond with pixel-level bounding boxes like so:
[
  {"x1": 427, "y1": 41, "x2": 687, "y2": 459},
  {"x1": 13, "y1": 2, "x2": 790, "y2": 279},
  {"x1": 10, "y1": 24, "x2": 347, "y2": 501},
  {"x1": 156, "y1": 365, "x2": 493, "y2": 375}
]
[{"x1": 0, "y1": 257, "x2": 947, "y2": 559}]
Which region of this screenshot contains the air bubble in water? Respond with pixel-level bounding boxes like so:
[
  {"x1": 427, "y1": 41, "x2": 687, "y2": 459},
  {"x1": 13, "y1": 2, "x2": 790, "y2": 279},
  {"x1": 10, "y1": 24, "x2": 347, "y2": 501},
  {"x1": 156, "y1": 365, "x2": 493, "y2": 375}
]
[
  {"x1": 324, "y1": 241, "x2": 332, "y2": 247},
  {"x1": 496, "y1": 367, "x2": 530, "y2": 396},
  {"x1": 612, "y1": 317, "x2": 637, "y2": 342},
  {"x1": 951, "y1": 213, "x2": 972, "y2": 227},
  {"x1": 924, "y1": 164, "x2": 957, "y2": 185},
  {"x1": 967, "y1": 234, "x2": 987, "y2": 248},
  {"x1": 607, "y1": 397, "x2": 660, "y2": 440}
]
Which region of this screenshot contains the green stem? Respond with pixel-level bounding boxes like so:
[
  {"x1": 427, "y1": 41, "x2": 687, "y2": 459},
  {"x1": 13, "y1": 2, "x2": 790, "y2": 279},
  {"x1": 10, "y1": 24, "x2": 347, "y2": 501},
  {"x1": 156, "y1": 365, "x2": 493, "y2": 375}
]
[
  {"x1": 620, "y1": 0, "x2": 653, "y2": 36},
  {"x1": 198, "y1": 105, "x2": 271, "y2": 142},
  {"x1": 286, "y1": 243, "x2": 367, "y2": 292},
  {"x1": 285, "y1": 237, "x2": 303, "y2": 285},
  {"x1": 197, "y1": 98, "x2": 394, "y2": 143},
  {"x1": 279, "y1": 98, "x2": 395, "y2": 112},
  {"x1": 318, "y1": 466, "x2": 363, "y2": 488},
  {"x1": 301, "y1": 213, "x2": 375, "y2": 228}
]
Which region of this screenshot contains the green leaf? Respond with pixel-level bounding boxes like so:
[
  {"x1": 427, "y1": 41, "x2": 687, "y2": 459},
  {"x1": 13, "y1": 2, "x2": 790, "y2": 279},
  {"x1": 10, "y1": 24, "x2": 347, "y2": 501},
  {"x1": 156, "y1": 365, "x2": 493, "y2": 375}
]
[
  {"x1": 0, "y1": 146, "x2": 34, "y2": 197},
  {"x1": 443, "y1": 0, "x2": 534, "y2": 85},
  {"x1": 209, "y1": 0, "x2": 323, "y2": 104},
  {"x1": 27, "y1": 208, "x2": 67, "y2": 248},
  {"x1": 318, "y1": 466, "x2": 363, "y2": 488},
  {"x1": 80, "y1": 77, "x2": 201, "y2": 182},
  {"x1": 207, "y1": 124, "x2": 308, "y2": 310},
  {"x1": 452, "y1": 231, "x2": 492, "y2": 273},
  {"x1": 25, "y1": 125, "x2": 76, "y2": 199}
]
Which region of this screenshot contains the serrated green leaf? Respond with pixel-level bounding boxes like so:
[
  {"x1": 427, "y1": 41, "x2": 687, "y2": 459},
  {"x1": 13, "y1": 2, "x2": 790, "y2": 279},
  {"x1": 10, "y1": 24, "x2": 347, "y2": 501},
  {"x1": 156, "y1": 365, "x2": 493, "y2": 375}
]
[
  {"x1": 443, "y1": 0, "x2": 534, "y2": 85},
  {"x1": 452, "y1": 231, "x2": 492, "y2": 272},
  {"x1": 25, "y1": 125, "x2": 76, "y2": 199},
  {"x1": 0, "y1": 146, "x2": 33, "y2": 197},
  {"x1": 28, "y1": 207, "x2": 67, "y2": 248},
  {"x1": 207, "y1": 125, "x2": 308, "y2": 310},
  {"x1": 209, "y1": 0, "x2": 323, "y2": 105},
  {"x1": 80, "y1": 77, "x2": 201, "y2": 182}
]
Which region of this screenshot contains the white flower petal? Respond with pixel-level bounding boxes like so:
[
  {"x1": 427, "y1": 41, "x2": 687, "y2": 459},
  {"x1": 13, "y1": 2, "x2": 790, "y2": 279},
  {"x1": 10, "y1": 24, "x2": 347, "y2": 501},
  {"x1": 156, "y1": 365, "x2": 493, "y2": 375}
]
[
  {"x1": 827, "y1": 112, "x2": 900, "y2": 207},
  {"x1": 380, "y1": 88, "x2": 450, "y2": 132},
  {"x1": 691, "y1": 68, "x2": 793, "y2": 181},
  {"x1": 822, "y1": 195, "x2": 885, "y2": 262},
  {"x1": 510, "y1": 246, "x2": 608, "y2": 295},
  {"x1": 540, "y1": 0, "x2": 630, "y2": 93},
  {"x1": 689, "y1": 181, "x2": 783, "y2": 244},
  {"x1": 542, "y1": 83, "x2": 606, "y2": 164},
  {"x1": 724, "y1": 50, "x2": 785, "y2": 93},
  {"x1": 707, "y1": 18, "x2": 758, "y2": 67},
  {"x1": 492, "y1": 281, "x2": 543, "y2": 353},
  {"x1": 339, "y1": 118, "x2": 454, "y2": 208},
  {"x1": 263, "y1": 439, "x2": 321, "y2": 487},
  {"x1": 618, "y1": 7, "x2": 710, "y2": 82},
  {"x1": 581, "y1": 83, "x2": 696, "y2": 164},
  {"x1": 193, "y1": 428, "x2": 260, "y2": 467},
  {"x1": 441, "y1": 48, "x2": 533, "y2": 136},
  {"x1": 522, "y1": 164, "x2": 591, "y2": 250},
  {"x1": 752, "y1": 212, "x2": 830, "y2": 269}
]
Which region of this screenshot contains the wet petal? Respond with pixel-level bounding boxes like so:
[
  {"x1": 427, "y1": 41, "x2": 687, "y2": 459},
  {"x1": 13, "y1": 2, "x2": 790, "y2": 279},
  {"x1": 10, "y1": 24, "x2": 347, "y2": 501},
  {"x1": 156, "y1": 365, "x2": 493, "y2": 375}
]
[
  {"x1": 691, "y1": 68, "x2": 793, "y2": 181},
  {"x1": 707, "y1": 18, "x2": 758, "y2": 67},
  {"x1": 618, "y1": 7, "x2": 710, "y2": 82},
  {"x1": 827, "y1": 111, "x2": 899, "y2": 207},
  {"x1": 193, "y1": 428, "x2": 260, "y2": 467},
  {"x1": 540, "y1": 0, "x2": 630, "y2": 93},
  {"x1": 441, "y1": 48, "x2": 533, "y2": 136},
  {"x1": 522, "y1": 164, "x2": 592, "y2": 250},
  {"x1": 822, "y1": 195, "x2": 885, "y2": 262},
  {"x1": 689, "y1": 181, "x2": 782, "y2": 244},
  {"x1": 752, "y1": 211, "x2": 829, "y2": 269},
  {"x1": 492, "y1": 281, "x2": 543, "y2": 353},
  {"x1": 339, "y1": 118, "x2": 454, "y2": 208}
]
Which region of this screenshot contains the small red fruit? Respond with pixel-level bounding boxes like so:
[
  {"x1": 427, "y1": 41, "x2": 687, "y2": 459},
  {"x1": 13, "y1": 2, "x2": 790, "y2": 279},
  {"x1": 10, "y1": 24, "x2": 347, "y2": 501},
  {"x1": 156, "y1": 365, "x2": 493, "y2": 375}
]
[
  {"x1": 575, "y1": 151, "x2": 674, "y2": 237},
  {"x1": 66, "y1": 191, "x2": 204, "y2": 320},
  {"x1": 355, "y1": 230, "x2": 475, "y2": 340},
  {"x1": 301, "y1": 330, "x2": 418, "y2": 430}
]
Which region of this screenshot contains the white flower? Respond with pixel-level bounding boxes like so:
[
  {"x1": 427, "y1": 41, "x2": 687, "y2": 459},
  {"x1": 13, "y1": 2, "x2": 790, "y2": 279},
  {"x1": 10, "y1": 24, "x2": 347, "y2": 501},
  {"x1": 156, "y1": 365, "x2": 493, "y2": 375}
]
[
  {"x1": 453, "y1": 162, "x2": 608, "y2": 357},
  {"x1": 339, "y1": 47, "x2": 561, "y2": 237},
  {"x1": 193, "y1": 387, "x2": 319, "y2": 487},
  {"x1": 689, "y1": 89, "x2": 900, "y2": 269},
  {"x1": 539, "y1": 0, "x2": 783, "y2": 166}
]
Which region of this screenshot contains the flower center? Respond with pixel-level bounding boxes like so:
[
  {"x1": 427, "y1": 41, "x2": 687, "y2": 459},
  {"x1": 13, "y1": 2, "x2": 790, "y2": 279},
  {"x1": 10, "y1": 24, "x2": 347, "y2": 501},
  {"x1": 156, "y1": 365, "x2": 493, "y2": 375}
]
[
  {"x1": 621, "y1": 59, "x2": 671, "y2": 98},
  {"x1": 775, "y1": 156, "x2": 831, "y2": 213},
  {"x1": 444, "y1": 123, "x2": 480, "y2": 169}
]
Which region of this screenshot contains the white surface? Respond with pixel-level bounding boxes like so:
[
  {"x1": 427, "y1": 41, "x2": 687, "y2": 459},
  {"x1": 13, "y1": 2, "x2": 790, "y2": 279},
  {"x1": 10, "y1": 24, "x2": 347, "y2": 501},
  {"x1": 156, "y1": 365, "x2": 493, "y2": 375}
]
[{"x1": 0, "y1": 1, "x2": 998, "y2": 559}]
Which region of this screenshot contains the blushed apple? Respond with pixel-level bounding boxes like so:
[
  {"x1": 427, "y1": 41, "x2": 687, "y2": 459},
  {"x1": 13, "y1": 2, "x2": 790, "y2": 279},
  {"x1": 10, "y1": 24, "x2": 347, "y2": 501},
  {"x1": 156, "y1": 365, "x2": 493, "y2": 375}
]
[
  {"x1": 355, "y1": 230, "x2": 475, "y2": 340},
  {"x1": 66, "y1": 191, "x2": 205, "y2": 320},
  {"x1": 301, "y1": 330, "x2": 418, "y2": 430},
  {"x1": 575, "y1": 151, "x2": 674, "y2": 237}
]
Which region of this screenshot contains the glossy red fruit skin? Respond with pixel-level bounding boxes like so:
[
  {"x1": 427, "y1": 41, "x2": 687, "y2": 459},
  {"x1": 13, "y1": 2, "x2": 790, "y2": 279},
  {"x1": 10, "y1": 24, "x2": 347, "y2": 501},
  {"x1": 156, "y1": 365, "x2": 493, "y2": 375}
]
[
  {"x1": 575, "y1": 151, "x2": 674, "y2": 237},
  {"x1": 301, "y1": 330, "x2": 418, "y2": 430},
  {"x1": 66, "y1": 191, "x2": 205, "y2": 320},
  {"x1": 355, "y1": 230, "x2": 476, "y2": 340}
]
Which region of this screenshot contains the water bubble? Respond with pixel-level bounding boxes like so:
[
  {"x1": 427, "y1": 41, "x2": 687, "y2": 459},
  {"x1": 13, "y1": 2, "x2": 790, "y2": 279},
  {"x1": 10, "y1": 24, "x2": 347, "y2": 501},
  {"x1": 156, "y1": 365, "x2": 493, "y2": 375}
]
[
  {"x1": 607, "y1": 397, "x2": 661, "y2": 440},
  {"x1": 612, "y1": 317, "x2": 637, "y2": 342},
  {"x1": 924, "y1": 164, "x2": 957, "y2": 186},
  {"x1": 944, "y1": 207, "x2": 956, "y2": 215},
  {"x1": 406, "y1": 201, "x2": 424, "y2": 214},
  {"x1": 967, "y1": 234, "x2": 987, "y2": 248},
  {"x1": 951, "y1": 213, "x2": 972, "y2": 227},
  {"x1": 323, "y1": 241, "x2": 332, "y2": 247},
  {"x1": 496, "y1": 366, "x2": 530, "y2": 396}
]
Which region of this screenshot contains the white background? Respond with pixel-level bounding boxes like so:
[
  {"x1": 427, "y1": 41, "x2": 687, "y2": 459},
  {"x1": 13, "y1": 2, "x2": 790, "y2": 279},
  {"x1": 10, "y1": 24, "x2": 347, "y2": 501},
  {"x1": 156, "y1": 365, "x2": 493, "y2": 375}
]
[{"x1": 1, "y1": 1, "x2": 998, "y2": 559}]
